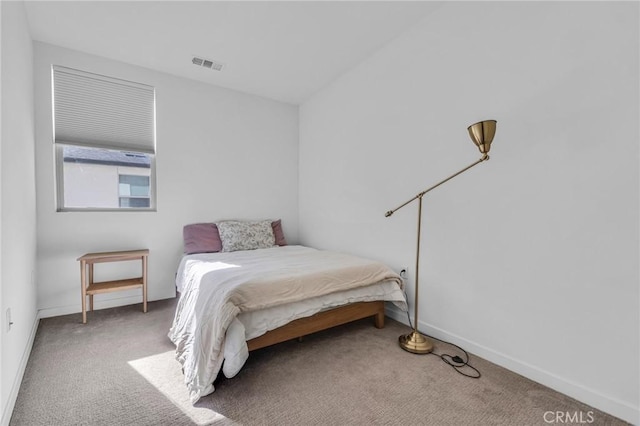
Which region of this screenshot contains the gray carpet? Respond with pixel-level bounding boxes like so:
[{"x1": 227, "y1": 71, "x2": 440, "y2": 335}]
[{"x1": 10, "y1": 298, "x2": 628, "y2": 426}]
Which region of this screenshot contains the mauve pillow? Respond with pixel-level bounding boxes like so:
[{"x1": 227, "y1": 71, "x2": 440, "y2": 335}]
[
  {"x1": 183, "y1": 223, "x2": 222, "y2": 254},
  {"x1": 272, "y1": 219, "x2": 287, "y2": 246}
]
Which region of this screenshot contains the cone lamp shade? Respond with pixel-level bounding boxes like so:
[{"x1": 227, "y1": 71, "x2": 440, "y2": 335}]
[{"x1": 468, "y1": 120, "x2": 497, "y2": 154}]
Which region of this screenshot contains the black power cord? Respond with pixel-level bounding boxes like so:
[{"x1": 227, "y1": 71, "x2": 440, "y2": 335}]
[{"x1": 403, "y1": 297, "x2": 481, "y2": 379}]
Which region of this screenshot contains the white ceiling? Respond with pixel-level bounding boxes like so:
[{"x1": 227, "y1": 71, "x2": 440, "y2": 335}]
[{"x1": 24, "y1": 1, "x2": 443, "y2": 105}]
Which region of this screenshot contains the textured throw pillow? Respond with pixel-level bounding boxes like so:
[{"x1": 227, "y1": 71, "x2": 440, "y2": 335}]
[
  {"x1": 183, "y1": 223, "x2": 222, "y2": 254},
  {"x1": 217, "y1": 220, "x2": 276, "y2": 252}
]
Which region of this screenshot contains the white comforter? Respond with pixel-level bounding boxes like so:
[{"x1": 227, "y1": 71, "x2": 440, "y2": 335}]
[{"x1": 169, "y1": 245, "x2": 406, "y2": 403}]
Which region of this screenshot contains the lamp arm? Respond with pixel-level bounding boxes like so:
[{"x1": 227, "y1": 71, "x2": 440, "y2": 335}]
[{"x1": 385, "y1": 153, "x2": 489, "y2": 217}]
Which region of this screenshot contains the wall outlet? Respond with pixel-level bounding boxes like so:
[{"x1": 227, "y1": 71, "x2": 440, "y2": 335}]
[
  {"x1": 6, "y1": 308, "x2": 12, "y2": 332},
  {"x1": 399, "y1": 267, "x2": 408, "y2": 279}
]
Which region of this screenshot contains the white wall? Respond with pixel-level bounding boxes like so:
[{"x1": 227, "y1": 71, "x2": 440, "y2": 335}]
[
  {"x1": 299, "y1": 2, "x2": 638, "y2": 424},
  {"x1": 34, "y1": 42, "x2": 299, "y2": 317},
  {"x1": 0, "y1": 1, "x2": 37, "y2": 424},
  {"x1": 0, "y1": 0, "x2": 3, "y2": 416}
]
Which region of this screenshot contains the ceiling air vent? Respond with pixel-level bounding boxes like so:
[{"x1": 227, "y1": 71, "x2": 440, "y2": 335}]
[{"x1": 192, "y1": 56, "x2": 224, "y2": 71}]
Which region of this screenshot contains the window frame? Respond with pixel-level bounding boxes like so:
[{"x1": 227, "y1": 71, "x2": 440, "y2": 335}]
[{"x1": 51, "y1": 65, "x2": 157, "y2": 212}]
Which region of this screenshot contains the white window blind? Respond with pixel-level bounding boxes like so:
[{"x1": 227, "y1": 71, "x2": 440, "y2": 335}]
[{"x1": 52, "y1": 66, "x2": 156, "y2": 154}]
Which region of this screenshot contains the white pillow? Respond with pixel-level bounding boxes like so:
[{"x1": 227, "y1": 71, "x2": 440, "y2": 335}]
[{"x1": 217, "y1": 220, "x2": 276, "y2": 252}]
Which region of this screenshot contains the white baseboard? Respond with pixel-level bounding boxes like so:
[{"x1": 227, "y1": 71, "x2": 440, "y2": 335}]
[
  {"x1": 1, "y1": 311, "x2": 40, "y2": 426},
  {"x1": 38, "y1": 295, "x2": 145, "y2": 319},
  {"x1": 385, "y1": 305, "x2": 639, "y2": 425},
  {"x1": 38, "y1": 288, "x2": 176, "y2": 319}
]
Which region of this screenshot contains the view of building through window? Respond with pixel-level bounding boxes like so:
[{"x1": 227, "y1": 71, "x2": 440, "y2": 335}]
[
  {"x1": 119, "y1": 174, "x2": 151, "y2": 208},
  {"x1": 61, "y1": 145, "x2": 152, "y2": 209}
]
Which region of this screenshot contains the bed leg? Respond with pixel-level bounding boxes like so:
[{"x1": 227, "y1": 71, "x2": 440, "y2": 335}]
[
  {"x1": 297, "y1": 336, "x2": 304, "y2": 343},
  {"x1": 374, "y1": 311, "x2": 385, "y2": 329}
]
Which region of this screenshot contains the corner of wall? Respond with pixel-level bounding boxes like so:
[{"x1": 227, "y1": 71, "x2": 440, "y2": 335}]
[
  {"x1": 0, "y1": 314, "x2": 39, "y2": 426},
  {"x1": 1, "y1": 0, "x2": 38, "y2": 424}
]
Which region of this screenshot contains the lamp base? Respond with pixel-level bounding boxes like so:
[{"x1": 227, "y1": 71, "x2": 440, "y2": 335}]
[{"x1": 398, "y1": 331, "x2": 434, "y2": 354}]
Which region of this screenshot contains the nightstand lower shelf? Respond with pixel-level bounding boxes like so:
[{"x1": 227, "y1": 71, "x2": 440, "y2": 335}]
[{"x1": 85, "y1": 277, "x2": 144, "y2": 295}]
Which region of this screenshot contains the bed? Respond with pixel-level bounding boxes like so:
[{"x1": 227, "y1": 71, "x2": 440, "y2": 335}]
[{"x1": 169, "y1": 220, "x2": 407, "y2": 403}]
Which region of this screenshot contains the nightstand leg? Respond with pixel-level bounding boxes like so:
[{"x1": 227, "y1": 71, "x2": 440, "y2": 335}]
[
  {"x1": 80, "y1": 261, "x2": 87, "y2": 324},
  {"x1": 89, "y1": 265, "x2": 94, "y2": 311},
  {"x1": 142, "y1": 255, "x2": 148, "y2": 313}
]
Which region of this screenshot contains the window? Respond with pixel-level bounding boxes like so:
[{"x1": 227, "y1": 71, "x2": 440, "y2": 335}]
[
  {"x1": 59, "y1": 145, "x2": 152, "y2": 209},
  {"x1": 52, "y1": 66, "x2": 156, "y2": 211}
]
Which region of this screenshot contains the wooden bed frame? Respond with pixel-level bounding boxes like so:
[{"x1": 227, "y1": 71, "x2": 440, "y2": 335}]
[{"x1": 246, "y1": 300, "x2": 385, "y2": 351}]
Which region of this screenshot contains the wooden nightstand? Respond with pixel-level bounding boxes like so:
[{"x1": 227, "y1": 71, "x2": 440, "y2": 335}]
[{"x1": 77, "y1": 249, "x2": 149, "y2": 323}]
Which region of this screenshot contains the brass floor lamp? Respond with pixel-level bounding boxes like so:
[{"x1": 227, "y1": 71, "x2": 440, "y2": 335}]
[{"x1": 385, "y1": 120, "x2": 497, "y2": 354}]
